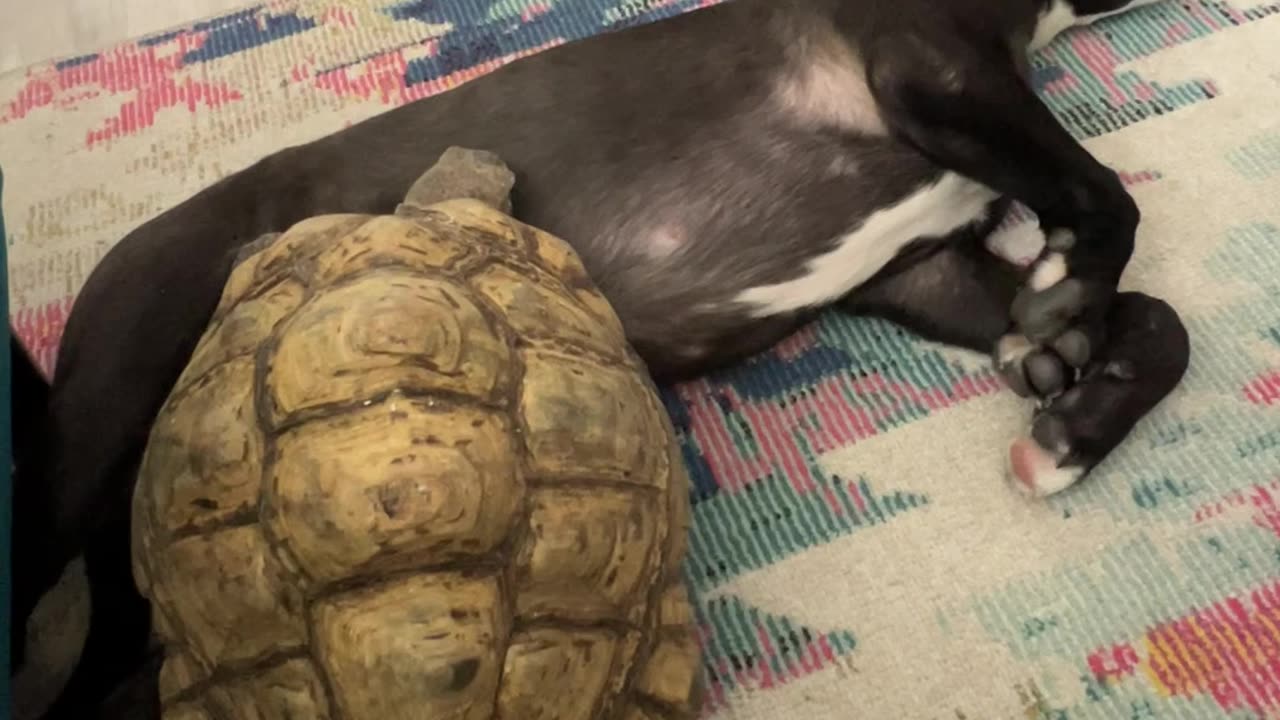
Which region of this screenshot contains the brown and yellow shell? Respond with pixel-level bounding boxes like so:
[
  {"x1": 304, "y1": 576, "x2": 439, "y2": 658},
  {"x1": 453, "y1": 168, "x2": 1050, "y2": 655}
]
[{"x1": 130, "y1": 195, "x2": 701, "y2": 720}]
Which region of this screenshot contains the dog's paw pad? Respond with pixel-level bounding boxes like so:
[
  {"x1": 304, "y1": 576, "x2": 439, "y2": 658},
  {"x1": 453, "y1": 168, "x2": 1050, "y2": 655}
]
[
  {"x1": 995, "y1": 334, "x2": 1072, "y2": 399},
  {"x1": 1051, "y1": 329, "x2": 1091, "y2": 369},
  {"x1": 1024, "y1": 351, "x2": 1067, "y2": 397},
  {"x1": 1012, "y1": 277, "x2": 1089, "y2": 344}
]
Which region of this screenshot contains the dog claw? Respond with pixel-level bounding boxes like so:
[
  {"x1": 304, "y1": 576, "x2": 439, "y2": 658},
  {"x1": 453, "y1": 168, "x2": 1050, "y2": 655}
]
[{"x1": 995, "y1": 334, "x2": 1036, "y2": 397}]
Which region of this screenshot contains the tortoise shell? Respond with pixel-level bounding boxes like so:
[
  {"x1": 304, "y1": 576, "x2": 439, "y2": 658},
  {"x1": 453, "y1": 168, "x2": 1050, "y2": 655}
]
[{"x1": 130, "y1": 150, "x2": 701, "y2": 720}]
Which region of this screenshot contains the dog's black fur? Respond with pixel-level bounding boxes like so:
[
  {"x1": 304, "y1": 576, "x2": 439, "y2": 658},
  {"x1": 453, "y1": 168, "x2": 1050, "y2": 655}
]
[{"x1": 11, "y1": 0, "x2": 1189, "y2": 716}]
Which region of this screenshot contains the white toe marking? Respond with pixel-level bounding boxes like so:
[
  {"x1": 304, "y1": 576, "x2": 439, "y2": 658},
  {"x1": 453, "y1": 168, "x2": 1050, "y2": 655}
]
[
  {"x1": 1007, "y1": 437, "x2": 1085, "y2": 497},
  {"x1": 1029, "y1": 252, "x2": 1069, "y2": 292},
  {"x1": 1023, "y1": 463, "x2": 1085, "y2": 497},
  {"x1": 985, "y1": 221, "x2": 1046, "y2": 267}
]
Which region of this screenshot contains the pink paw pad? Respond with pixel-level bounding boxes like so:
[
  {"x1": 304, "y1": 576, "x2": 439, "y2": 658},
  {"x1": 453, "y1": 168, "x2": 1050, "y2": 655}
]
[{"x1": 1007, "y1": 436, "x2": 1084, "y2": 497}]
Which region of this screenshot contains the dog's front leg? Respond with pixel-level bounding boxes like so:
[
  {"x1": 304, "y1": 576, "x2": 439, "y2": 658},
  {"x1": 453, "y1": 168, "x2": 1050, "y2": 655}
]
[{"x1": 865, "y1": 31, "x2": 1139, "y2": 399}]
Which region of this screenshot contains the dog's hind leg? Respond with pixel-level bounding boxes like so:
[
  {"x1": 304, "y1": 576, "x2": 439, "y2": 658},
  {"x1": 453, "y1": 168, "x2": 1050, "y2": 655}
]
[
  {"x1": 1004, "y1": 293, "x2": 1188, "y2": 496},
  {"x1": 863, "y1": 27, "x2": 1141, "y2": 402},
  {"x1": 842, "y1": 236, "x2": 1188, "y2": 496}
]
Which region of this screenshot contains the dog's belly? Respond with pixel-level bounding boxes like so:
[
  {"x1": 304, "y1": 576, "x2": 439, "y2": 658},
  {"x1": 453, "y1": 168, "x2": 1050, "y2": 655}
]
[
  {"x1": 594, "y1": 160, "x2": 1004, "y2": 378},
  {"x1": 733, "y1": 172, "x2": 1001, "y2": 317}
]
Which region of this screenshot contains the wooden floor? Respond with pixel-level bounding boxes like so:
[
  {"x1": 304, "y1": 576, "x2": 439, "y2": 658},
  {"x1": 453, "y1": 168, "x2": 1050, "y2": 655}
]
[{"x1": 0, "y1": 0, "x2": 251, "y2": 74}]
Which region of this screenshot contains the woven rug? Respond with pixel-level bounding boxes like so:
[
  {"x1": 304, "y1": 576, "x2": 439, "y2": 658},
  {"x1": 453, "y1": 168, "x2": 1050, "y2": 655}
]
[{"x1": 3, "y1": 1, "x2": 1280, "y2": 718}]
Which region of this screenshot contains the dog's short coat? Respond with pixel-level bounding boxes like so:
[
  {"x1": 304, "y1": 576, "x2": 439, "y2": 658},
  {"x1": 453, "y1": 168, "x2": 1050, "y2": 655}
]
[{"x1": 12, "y1": 1, "x2": 1188, "y2": 716}]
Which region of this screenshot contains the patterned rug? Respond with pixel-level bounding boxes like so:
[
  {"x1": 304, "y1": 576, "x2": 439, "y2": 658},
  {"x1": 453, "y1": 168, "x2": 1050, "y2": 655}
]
[{"x1": 3, "y1": 1, "x2": 1280, "y2": 718}]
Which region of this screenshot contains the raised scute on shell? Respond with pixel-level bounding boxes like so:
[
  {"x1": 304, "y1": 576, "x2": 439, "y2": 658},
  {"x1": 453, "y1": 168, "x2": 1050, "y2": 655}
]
[{"x1": 132, "y1": 148, "x2": 702, "y2": 720}]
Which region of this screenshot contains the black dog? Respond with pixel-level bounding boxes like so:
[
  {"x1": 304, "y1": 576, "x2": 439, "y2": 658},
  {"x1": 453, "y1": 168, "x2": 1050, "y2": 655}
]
[{"x1": 13, "y1": 0, "x2": 1189, "y2": 716}]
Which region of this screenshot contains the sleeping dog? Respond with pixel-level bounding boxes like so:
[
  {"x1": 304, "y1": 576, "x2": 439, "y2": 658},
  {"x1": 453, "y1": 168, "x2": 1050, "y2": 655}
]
[{"x1": 13, "y1": 0, "x2": 1189, "y2": 716}]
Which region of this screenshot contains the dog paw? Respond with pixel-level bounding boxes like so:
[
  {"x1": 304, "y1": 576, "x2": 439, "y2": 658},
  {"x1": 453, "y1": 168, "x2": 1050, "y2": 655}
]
[
  {"x1": 1005, "y1": 292, "x2": 1190, "y2": 497},
  {"x1": 994, "y1": 331, "x2": 1088, "y2": 399},
  {"x1": 994, "y1": 249, "x2": 1112, "y2": 400},
  {"x1": 1006, "y1": 389, "x2": 1098, "y2": 497},
  {"x1": 1011, "y1": 272, "x2": 1105, "y2": 348}
]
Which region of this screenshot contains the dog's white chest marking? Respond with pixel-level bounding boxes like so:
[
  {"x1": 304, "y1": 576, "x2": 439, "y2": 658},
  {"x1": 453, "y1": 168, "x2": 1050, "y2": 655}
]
[{"x1": 735, "y1": 173, "x2": 1000, "y2": 316}]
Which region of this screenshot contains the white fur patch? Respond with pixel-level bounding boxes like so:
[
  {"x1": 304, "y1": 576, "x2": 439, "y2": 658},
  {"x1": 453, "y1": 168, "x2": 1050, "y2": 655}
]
[
  {"x1": 1007, "y1": 436, "x2": 1085, "y2": 497},
  {"x1": 986, "y1": 221, "x2": 1047, "y2": 266},
  {"x1": 827, "y1": 154, "x2": 861, "y2": 178},
  {"x1": 735, "y1": 173, "x2": 999, "y2": 316},
  {"x1": 1029, "y1": 252, "x2": 1069, "y2": 292},
  {"x1": 773, "y1": 34, "x2": 886, "y2": 134}
]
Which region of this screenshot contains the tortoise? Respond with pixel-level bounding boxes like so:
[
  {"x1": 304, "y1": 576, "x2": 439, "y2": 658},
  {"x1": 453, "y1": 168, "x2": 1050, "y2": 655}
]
[{"x1": 129, "y1": 147, "x2": 702, "y2": 720}]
